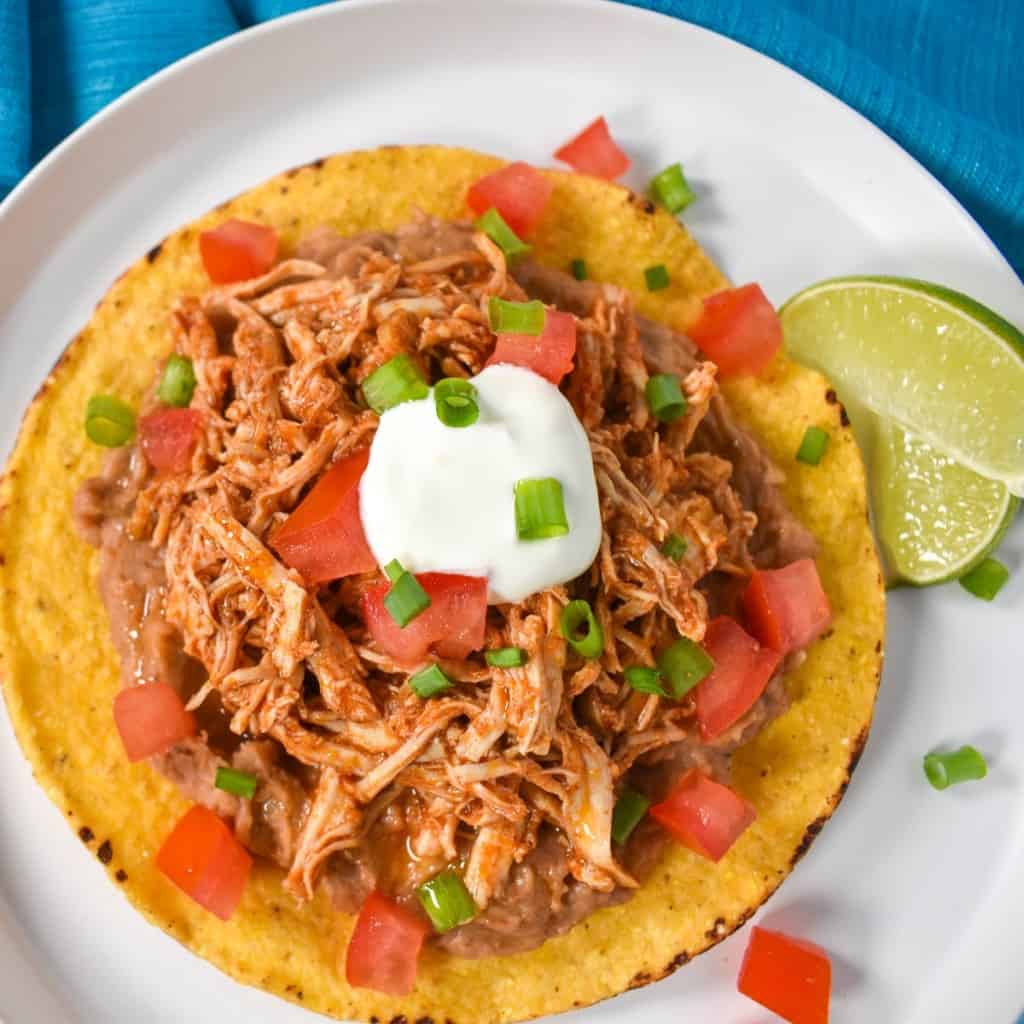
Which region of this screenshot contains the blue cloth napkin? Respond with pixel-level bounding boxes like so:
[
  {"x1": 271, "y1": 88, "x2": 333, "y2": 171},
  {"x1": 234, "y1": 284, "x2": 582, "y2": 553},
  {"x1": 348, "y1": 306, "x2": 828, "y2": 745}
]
[{"x1": 1, "y1": 0, "x2": 1021, "y2": 282}]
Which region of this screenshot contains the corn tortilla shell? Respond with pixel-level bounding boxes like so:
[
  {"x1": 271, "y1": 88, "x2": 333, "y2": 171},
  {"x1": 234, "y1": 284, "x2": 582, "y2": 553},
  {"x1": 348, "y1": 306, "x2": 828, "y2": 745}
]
[{"x1": 0, "y1": 146, "x2": 884, "y2": 1023}]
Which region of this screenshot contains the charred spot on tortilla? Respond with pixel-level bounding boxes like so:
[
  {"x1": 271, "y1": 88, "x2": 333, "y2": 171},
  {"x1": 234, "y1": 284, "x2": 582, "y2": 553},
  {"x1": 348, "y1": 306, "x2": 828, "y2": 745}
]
[
  {"x1": 848, "y1": 724, "x2": 871, "y2": 775},
  {"x1": 97, "y1": 839, "x2": 113, "y2": 864},
  {"x1": 668, "y1": 951, "x2": 690, "y2": 971},
  {"x1": 146, "y1": 241, "x2": 163, "y2": 264},
  {"x1": 285, "y1": 155, "x2": 327, "y2": 181},
  {"x1": 0, "y1": 145, "x2": 883, "y2": 1024},
  {"x1": 628, "y1": 192, "x2": 657, "y2": 216},
  {"x1": 789, "y1": 815, "x2": 827, "y2": 868},
  {"x1": 78, "y1": 826, "x2": 94, "y2": 843}
]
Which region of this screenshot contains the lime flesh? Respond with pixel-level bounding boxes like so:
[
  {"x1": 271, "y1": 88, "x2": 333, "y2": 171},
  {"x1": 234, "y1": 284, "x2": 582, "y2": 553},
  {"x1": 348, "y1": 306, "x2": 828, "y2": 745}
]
[
  {"x1": 780, "y1": 277, "x2": 1024, "y2": 495},
  {"x1": 873, "y1": 419, "x2": 1017, "y2": 585},
  {"x1": 780, "y1": 277, "x2": 1022, "y2": 585}
]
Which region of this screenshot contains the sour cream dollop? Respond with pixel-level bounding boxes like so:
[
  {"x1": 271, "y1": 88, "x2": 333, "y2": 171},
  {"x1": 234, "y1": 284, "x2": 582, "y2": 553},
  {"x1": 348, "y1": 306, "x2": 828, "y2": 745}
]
[{"x1": 360, "y1": 364, "x2": 601, "y2": 603}]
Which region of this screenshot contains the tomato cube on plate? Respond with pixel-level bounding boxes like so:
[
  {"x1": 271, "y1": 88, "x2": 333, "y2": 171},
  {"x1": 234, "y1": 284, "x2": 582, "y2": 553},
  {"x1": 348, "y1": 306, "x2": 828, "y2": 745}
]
[
  {"x1": 199, "y1": 218, "x2": 279, "y2": 284},
  {"x1": 466, "y1": 161, "x2": 553, "y2": 238},
  {"x1": 554, "y1": 116, "x2": 631, "y2": 180},
  {"x1": 156, "y1": 805, "x2": 253, "y2": 921},
  {"x1": 271, "y1": 448, "x2": 377, "y2": 582},
  {"x1": 743, "y1": 558, "x2": 832, "y2": 654},
  {"x1": 649, "y1": 768, "x2": 755, "y2": 861},
  {"x1": 738, "y1": 925, "x2": 831, "y2": 1024},
  {"x1": 113, "y1": 682, "x2": 196, "y2": 762},
  {"x1": 345, "y1": 890, "x2": 430, "y2": 996},
  {"x1": 688, "y1": 283, "x2": 782, "y2": 377}
]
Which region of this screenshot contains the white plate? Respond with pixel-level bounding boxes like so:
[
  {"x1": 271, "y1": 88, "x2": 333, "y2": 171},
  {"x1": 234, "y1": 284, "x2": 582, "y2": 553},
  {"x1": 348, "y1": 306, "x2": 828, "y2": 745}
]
[{"x1": 1, "y1": 1, "x2": 1022, "y2": 1021}]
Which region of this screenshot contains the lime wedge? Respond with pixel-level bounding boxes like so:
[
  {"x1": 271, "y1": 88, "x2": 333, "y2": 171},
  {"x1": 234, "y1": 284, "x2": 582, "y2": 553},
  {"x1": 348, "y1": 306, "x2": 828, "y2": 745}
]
[
  {"x1": 873, "y1": 419, "x2": 1017, "y2": 585},
  {"x1": 779, "y1": 277, "x2": 1024, "y2": 495},
  {"x1": 780, "y1": 276, "x2": 1022, "y2": 585}
]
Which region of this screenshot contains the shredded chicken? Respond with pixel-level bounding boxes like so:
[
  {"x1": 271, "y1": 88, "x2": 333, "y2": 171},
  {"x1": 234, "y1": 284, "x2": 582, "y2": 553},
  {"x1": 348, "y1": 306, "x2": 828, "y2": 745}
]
[{"x1": 108, "y1": 214, "x2": 802, "y2": 924}]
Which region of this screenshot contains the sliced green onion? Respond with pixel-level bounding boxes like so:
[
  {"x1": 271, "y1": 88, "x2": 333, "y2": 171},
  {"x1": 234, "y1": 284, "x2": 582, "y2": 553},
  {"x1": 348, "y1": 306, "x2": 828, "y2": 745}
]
[
  {"x1": 611, "y1": 789, "x2": 651, "y2": 844},
  {"x1": 485, "y1": 647, "x2": 526, "y2": 668},
  {"x1": 661, "y1": 533, "x2": 688, "y2": 561},
  {"x1": 560, "y1": 599, "x2": 604, "y2": 659},
  {"x1": 384, "y1": 570, "x2": 431, "y2": 627},
  {"x1": 85, "y1": 395, "x2": 136, "y2": 447},
  {"x1": 416, "y1": 870, "x2": 477, "y2": 932},
  {"x1": 158, "y1": 354, "x2": 197, "y2": 408},
  {"x1": 657, "y1": 636, "x2": 714, "y2": 698},
  {"x1": 796, "y1": 426, "x2": 830, "y2": 466},
  {"x1": 624, "y1": 666, "x2": 667, "y2": 697},
  {"x1": 362, "y1": 354, "x2": 429, "y2": 414},
  {"x1": 959, "y1": 558, "x2": 1009, "y2": 602},
  {"x1": 475, "y1": 208, "x2": 531, "y2": 261},
  {"x1": 570, "y1": 258, "x2": 588, "y2": 281},
  {"x1": 489, "y1": 296, "x2": 545, "y2": 335},
  {"x1": 650, "y1": 162, "x2": 696, "y2": 214},
  {"x1": 923, "y1": 745, "x2": 988, "y2": 790},
  {"x1": 214, "y1": 767, "x2": 258, "y2": 799},
  {"x1": 434, "y1": 377, "x2": 479, "y2": 428},
  {"x1": 409, "y1": 663, "x2": 452, "y2": 699},
  {"x1": 645, "y1": 373, "x2": 688, "y2": 422},
  {"x1": 514, "y1": 477, "x2": 569, "y2": 540},
  {"x1": 644, "y1": 264, "x2": 670, "y2": 292},
  {"x1": 384, "y1": 558, "x2": 405, "y2": 583}
]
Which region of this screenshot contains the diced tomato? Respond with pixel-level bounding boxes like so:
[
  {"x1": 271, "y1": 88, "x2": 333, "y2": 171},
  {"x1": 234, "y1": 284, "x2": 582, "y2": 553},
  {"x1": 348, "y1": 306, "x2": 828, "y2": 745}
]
[
  {"x1": 486, "y1": 309, "x2": 576, "y2": 385},
  {"x1": 362, "y1": 572, "x2": 488, "y2": 667},
  {"x1": 696, "y1": 617, "x2": 782, "y2": 741},
  {"x1": 466, "y1": 161, "x2": 553, "y2": 238},
  {"x1": 345, "y1": 890, "x2": 430, "y2": 996},
  {"x1": 738, "y1": 926, "x2": 832, "y2": 1024},
  {"x1": 554, "y1": 116, "x2": 631, "y2": 180},
  {"x1": 156, "y1": 805, "x2": 252, "y2": 921},
  {"x1": 199, "y1": 218, "x2": 278, "y2": 284},
  {"x1": 113, "y1": 682, "x2": 196, "y2": 763},
  {"x1": 743, "y1": 558, "x2": 832, "y2": 655},
  {"x1": 271, "y1": 448, "x2": 377, "y2": 582},
  {"x1": 139, "y1": 408, "x2": 203, "y2": 474},
  {"x1": 688, "y1": 283, "x2": 782, "y2": 377},
  {"x1": 650, "y1": 768, "x2": 755, "y2": 862}
]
